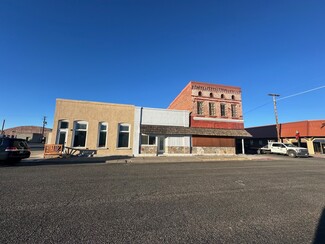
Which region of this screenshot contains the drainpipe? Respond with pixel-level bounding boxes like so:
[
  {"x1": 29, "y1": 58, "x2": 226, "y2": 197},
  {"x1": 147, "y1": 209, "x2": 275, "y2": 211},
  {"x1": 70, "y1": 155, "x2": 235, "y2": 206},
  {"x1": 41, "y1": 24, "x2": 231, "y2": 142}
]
[
  {"x1": 241, "y1": 138, "x2": 245, "y2": 155},
  {"x1": 138, "y1": 107, "x2": 143, "y2": 154}
]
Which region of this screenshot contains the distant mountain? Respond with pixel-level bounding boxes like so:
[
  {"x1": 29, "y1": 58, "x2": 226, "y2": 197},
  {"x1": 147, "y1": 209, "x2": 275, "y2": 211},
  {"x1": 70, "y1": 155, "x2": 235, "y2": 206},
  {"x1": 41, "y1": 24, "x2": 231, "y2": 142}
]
[{"x1": 3, "y1": 126, "x2": 52, "y2": 135}]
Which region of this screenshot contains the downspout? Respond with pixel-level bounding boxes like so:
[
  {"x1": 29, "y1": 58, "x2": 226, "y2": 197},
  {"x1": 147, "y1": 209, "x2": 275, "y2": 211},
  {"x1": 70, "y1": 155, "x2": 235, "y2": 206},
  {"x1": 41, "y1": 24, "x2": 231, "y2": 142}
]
[
  {"x1": 241, "y1": 138, "x2": 245, "y2": 155},
  {"x1": 138, "y1": 107, "x2": 143, "y2": 154}
]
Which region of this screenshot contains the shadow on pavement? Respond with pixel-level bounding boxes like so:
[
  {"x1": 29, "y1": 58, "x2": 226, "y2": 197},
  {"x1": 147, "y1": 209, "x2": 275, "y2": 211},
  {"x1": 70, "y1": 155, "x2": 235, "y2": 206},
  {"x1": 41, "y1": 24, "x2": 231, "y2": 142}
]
[
  {"x1": 0, "y1": 155, "x2": 133, "y2": 167},
  {"x1": 314, "y1": 207, "x2": 325, "y2": 244}
]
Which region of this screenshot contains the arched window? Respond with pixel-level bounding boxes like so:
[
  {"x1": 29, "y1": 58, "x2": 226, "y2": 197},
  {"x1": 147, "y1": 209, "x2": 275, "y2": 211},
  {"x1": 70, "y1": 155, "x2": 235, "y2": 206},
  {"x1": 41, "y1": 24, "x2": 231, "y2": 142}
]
[
  {"x1": 56, "y1": 120, "x2": 69, "y2": 145},
  {"x1": 232, "y1": 95, "x2": 235, "y2": 100},
  {"x1": 73, "y1": 121, "x2": 88, "y2": 147},
  {"x1": 210, "y1": 93, "x2": 213, "y2": 98},
  {"x1": 197, "y1": 101, "x2": 203, "y2": 115},
  {"x1": 98, "y1": 122, "x2": 108, "y2": 148},
  {"x1": 221, "y1": 94, "x2": 225, "y2": 99},
  {"x1": 118, "y1": 123, "x2": 130, "y2": 148},
  {"x1": 198, "y1": 91, "x2": 202, "y2": 96},
  {"x1": 231, "y1": 104, "x2": 237, "y2": 117}
]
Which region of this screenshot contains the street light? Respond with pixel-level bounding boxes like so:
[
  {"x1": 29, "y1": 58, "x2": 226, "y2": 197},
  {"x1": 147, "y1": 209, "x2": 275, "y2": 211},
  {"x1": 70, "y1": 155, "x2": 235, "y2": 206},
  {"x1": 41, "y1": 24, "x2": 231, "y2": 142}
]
[{"x1": 268, "y1": 93, "x2": 280, "y2": 142}]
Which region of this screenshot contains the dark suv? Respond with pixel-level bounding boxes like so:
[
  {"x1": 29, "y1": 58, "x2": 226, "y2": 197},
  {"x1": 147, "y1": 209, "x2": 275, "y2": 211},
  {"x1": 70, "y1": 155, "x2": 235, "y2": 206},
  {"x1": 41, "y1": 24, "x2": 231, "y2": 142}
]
[{"x1": 0, "y1": 137, "x2": 31, "y2": 162}]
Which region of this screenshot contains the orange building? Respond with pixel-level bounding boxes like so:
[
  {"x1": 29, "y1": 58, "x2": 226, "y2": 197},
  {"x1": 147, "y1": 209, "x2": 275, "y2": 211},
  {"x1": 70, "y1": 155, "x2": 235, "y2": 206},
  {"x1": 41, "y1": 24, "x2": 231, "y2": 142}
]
[{"x1": 246, "y1": 120, "x2": 325, "y2": 154}]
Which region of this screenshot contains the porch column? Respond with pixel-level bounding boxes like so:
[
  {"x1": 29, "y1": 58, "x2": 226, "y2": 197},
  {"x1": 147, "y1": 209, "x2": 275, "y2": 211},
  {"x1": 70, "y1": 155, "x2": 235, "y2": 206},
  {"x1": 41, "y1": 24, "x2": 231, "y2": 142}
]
[{"x1": 305, "y1": 138, "x2": 315, "y2": 155}]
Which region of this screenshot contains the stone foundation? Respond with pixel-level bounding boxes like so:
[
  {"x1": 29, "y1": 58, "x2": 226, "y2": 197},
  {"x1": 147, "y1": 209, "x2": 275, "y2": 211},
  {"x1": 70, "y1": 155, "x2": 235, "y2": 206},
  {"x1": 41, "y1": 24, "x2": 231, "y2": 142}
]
[
  {"x1": 167, "y1": 146, "x2": 190, "y2": 154},
  {"x1": 192, "y1": 147, "x2": 235, "y2": 155},
  {"x1": 141, "y1": 145, "x2": 157, "y2": 154}
]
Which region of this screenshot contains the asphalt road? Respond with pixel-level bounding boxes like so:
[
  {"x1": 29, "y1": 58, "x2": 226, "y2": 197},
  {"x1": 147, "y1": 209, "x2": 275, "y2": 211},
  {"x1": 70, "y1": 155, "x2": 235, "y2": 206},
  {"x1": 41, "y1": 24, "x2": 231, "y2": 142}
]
[{"x1": 1, "y1": 158, "x2": 325, "y2": 243}]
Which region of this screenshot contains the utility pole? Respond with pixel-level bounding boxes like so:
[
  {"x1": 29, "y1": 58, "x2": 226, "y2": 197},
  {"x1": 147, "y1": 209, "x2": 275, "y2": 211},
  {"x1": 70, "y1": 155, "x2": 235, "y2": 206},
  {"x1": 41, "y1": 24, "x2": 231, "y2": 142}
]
[
  {"x1": 268, "y1": 94, "x2": 280, "y2": 142},
  {"x1": 42, "y1": 116, "x2": 47, "y2": 141},
  {"x1": 1, "y1": 119, "x2": 5, "y2": 135}
]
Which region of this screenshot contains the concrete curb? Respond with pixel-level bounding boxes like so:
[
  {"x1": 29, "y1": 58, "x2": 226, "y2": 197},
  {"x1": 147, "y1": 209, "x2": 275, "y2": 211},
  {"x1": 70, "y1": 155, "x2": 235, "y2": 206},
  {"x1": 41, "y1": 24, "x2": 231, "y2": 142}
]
[{"x1": 25, "y1": 154, "x2": 267, "y2": 164}]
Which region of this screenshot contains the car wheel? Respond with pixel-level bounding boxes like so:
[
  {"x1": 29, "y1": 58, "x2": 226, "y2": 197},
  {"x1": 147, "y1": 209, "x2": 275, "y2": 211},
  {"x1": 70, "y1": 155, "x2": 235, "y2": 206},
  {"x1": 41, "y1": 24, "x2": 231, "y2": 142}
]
[{"x1": 288, "y1": 151, "x2": 296, "y2": 158}]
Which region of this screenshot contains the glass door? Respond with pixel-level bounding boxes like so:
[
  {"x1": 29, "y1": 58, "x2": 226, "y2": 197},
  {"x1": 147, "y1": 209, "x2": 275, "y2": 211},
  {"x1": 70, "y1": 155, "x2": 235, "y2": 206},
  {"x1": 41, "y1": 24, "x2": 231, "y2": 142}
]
[{"x1": 158, "y1": 136, "x2": 165, "y2": 154}]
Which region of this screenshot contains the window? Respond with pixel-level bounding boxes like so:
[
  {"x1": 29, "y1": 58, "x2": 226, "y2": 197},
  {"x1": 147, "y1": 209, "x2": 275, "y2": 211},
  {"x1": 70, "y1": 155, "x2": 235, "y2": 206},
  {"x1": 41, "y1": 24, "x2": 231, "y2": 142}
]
[
  {"x1": 209, "y1": 93, "x2": 213, "y2": 98},
  {"x1": 231, "y1": 95, "x2": 235, "y2": 100},
  {"x1": 221, "y1": 94, "x2": 225, "y2": 99},
  {"x1": 141, "y1": 134, "x2": 156, "y2": 145},
  {"x1": 209, "y1": 102, "x2": 216, "y2": 116},
  {"x1": 198, "y1": 91, "x2": 202, "y2": 96},
  {"x1": 73, "y1": 121, "x2": 87, "y2": 147},
  {"x1": 59, "y1": 121, "x2": 69, "y2": 129},
  {"x1": 118, "y1": 124, "x2": 130, "y2": 148},
  {"x1": 56, "y1": 120, "x2": 69, "y2": 145},
  {"x1": 220, "y1": 104, "x2": 226, "y2": 117},
  {"x1": 98, "y1": 122, "x2": 108, "y2": 147},
  {"x1": 231, "y1": 104, "x2": 237, "y2": 117},
  {"x1": 197, "y1": 101, "x2": 203, "y2": 115}
]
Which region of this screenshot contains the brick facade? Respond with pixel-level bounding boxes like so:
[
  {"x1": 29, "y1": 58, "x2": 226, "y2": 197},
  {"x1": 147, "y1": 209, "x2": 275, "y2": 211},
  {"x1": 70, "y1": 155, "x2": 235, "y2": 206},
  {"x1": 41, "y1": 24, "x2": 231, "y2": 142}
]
[{"x1": 168, "y1": 81, "x2": 244, "y2": 129}]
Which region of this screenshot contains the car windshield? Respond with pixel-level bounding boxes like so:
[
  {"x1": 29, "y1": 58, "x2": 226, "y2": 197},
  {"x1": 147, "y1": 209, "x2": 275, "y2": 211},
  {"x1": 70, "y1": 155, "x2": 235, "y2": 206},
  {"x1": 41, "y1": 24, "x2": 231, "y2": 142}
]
[{"x1": 284, "y1": 144, "x2": 297, "y2": 148}]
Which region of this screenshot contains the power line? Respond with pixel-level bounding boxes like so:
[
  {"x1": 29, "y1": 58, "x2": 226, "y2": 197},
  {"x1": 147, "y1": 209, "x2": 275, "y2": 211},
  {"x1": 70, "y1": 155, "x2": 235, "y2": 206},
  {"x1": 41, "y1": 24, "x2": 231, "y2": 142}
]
[
  {"x1": 277, "y1": 85, "x2": 325, "y2": 101},
  {"x1": 244, "y1": 84, "x2": 325, "y2": 115},
  {"x1": 243, "y1": 101, "x2": 270, "y2": 114}
]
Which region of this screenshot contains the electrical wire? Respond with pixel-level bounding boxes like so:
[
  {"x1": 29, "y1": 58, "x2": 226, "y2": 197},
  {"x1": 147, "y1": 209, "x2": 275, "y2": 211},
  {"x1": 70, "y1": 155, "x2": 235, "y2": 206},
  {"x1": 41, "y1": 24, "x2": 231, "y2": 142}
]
[
  {"x1": 244, "y1": 84, "x2": 325, "y2": 115},
  {"x1": 277, "y1": 85, "x2": 325, "y2": 101}
]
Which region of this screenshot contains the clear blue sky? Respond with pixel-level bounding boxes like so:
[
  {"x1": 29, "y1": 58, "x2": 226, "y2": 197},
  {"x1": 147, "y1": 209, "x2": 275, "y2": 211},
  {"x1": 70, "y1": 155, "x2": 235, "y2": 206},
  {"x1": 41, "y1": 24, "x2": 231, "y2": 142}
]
[{"x1": 1, "y1": 0, "x2": 325, "y2": 129}]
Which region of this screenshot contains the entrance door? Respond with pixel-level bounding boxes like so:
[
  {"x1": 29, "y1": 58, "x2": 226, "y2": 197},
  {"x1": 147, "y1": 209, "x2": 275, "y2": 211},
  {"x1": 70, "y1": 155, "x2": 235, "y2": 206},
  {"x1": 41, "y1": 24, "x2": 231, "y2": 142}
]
[
  {"x1": 57, "y1": 131, "x2": 67, "y2": 146},
  {"x1": 157, "y1": 137, "x2": 165, "y2": 154}
]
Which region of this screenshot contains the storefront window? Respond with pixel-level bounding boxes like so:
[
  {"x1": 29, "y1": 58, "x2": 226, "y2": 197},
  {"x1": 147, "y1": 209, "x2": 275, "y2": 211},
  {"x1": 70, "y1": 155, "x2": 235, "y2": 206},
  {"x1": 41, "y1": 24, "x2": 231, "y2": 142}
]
[{"x1": 73, "y1": 121, "x2": 87, "y2": 147}]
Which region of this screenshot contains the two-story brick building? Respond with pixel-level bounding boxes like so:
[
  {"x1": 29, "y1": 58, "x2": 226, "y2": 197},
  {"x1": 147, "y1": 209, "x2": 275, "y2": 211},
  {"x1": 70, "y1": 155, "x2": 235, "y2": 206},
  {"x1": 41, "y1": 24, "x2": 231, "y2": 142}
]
[{"x1": 168, "y1": 81, "x2": 250, "y2": 154}]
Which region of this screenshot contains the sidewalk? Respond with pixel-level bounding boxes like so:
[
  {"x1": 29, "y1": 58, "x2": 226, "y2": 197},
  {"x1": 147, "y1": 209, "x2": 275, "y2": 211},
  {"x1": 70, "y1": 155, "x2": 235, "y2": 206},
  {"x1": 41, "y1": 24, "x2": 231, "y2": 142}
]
[
  {"x1": 25, "y1": 148, "x2": 324, "y2": 164},
  {"x1": 25, "y1": 150, "x2": 277, "y2": 164}
]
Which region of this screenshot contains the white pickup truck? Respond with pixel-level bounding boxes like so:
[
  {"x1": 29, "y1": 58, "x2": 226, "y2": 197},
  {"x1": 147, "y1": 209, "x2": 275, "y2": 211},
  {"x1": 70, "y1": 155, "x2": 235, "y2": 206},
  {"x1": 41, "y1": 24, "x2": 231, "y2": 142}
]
[{"x1": 258, "y1": 142, "x2": 309, "y2": 158}]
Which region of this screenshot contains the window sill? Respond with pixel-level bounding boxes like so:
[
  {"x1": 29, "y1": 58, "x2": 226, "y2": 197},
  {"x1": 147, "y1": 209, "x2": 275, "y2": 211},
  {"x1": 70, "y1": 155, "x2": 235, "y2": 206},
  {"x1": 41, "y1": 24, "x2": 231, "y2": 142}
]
[{"x1": 117, "y1": 147, "x2": 132, "y2": 150}]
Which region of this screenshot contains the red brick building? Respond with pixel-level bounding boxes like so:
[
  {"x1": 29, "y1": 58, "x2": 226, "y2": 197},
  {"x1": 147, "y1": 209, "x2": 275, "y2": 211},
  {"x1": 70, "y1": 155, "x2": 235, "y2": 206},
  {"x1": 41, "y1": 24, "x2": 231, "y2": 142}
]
[
  {"x1": 168, "y1": 81, "x2": 249, "y2": 154},
  {"x1": 168, "y1": 81, "x2": 244, "y2": 129}
]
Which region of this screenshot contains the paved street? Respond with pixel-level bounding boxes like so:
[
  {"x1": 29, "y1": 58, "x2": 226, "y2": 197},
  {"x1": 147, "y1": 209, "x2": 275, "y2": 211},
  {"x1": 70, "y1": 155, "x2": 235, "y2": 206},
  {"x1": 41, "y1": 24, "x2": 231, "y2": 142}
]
[{"x1": 1, "y1": 157, "x2": 325, "y2": 243}]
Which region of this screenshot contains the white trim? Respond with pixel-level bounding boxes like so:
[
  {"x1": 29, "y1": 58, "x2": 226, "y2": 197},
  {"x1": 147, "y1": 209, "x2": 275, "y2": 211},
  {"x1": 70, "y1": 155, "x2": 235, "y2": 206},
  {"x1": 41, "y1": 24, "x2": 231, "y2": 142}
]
[
  {"x1": 56, "y1": 120, "x2": 69, "y2": 145},
  {"x1": 97, "y1": 122, "x2": 108, "y2": 148},
  {"x1": 72, "y1": 120, "x2": 88, "y2": 148},
  {"x1": 117, "y1": 123, "x2": 131, "y2": 148},
  {"x1": 193, "y1": 117, "x2": 244, "y2": 123}
]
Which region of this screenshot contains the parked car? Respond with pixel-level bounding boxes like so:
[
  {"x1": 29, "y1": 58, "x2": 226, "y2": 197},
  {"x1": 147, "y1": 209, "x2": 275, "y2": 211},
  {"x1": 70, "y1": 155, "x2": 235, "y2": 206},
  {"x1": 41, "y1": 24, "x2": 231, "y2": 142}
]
[
  {"x1": 258, "y1": 142, "x2": 309, "y2": 158},
  {"x1": 0, "y1": 137, "x2": 31, "y2": 162}
]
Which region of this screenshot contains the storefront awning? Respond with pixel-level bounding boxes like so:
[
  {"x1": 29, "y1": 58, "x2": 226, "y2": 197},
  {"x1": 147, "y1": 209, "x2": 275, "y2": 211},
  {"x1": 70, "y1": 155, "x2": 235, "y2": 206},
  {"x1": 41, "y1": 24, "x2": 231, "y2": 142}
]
[{"x1": 141, "y1": 125, "x2": 252, "y2": 138}]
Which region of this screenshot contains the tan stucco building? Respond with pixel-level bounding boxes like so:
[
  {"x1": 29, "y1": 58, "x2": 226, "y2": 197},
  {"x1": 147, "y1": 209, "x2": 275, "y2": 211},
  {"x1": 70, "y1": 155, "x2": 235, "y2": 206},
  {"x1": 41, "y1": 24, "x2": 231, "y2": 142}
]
[{"x1": 51, "y1": 99, "x2": 135, "y2": 156}]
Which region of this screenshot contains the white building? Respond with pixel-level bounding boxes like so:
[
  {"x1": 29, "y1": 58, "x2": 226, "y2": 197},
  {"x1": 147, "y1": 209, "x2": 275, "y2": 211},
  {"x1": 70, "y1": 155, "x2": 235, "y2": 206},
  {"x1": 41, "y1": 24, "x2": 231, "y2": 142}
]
[{"x1": 133, "y1": 107, "x2": 191, "y2": 156}]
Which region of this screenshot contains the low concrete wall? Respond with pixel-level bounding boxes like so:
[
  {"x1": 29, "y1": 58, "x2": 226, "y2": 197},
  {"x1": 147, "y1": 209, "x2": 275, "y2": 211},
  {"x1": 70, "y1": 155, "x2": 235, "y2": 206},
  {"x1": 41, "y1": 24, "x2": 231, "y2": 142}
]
[{"x1": 192, "y1": 147, "x2": 235, "y2": 155}]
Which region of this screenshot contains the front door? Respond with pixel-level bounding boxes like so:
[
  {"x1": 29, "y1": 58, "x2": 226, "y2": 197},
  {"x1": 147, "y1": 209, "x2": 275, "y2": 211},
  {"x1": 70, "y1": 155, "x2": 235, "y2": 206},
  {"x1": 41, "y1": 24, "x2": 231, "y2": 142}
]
[
  {"x1": 57, "y1": 131, "x2": 67, "y2": 146},
  {"x1": 157, "y1": 136, "x2": 165, "y2": 154}
]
